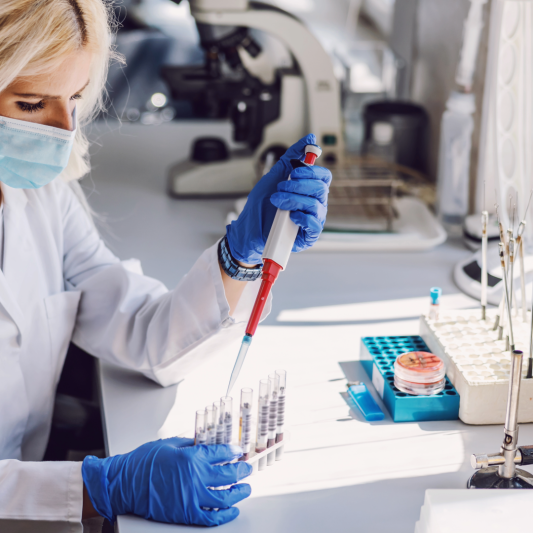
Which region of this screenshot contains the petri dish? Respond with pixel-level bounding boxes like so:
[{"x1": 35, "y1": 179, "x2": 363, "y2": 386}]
[{"x1": 394, "y1": 351, "x2": 446, "y2": 396}]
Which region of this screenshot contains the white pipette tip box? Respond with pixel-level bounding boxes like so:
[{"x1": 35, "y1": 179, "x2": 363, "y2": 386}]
[
  {"x1": 415, "y1": 489, "x2": 533, "y2": 533},
  {"x1": 419, "y1": 310, "x2": 533, "y2": 425}
]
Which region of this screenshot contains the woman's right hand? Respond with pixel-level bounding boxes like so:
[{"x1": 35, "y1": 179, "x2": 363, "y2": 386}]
[
  {"x1": 226, "y1": 134, "x2": 331, "y2": 265},
  {"x1": 82, "y1": 438, "x2": 252, "y2": 526}
]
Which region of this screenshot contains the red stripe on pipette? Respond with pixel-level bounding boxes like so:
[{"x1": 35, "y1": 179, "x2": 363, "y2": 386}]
[
  {"x1": 304, "y1": 151, "x2": 317, "y2": 165},
  {"x1": 245, "y1": 259, "x2": 282, "y2": 336},
  {"x1": 245, "y1": 145, "x2": 319, "y2": 337}
]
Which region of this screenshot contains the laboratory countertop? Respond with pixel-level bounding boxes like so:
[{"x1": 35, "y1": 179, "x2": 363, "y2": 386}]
[{"x1": 88, "y1": 122, "x2": 533, "y2": 533}]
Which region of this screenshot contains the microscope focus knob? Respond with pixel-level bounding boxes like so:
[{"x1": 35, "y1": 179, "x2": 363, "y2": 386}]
[{"x1": 191, "y1": 137, "x2": 229, "y2": 163}]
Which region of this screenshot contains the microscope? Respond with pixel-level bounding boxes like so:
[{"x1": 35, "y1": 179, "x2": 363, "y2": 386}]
[{"x1": 161, "y1": 0, "x2": 343, "y2": 197}]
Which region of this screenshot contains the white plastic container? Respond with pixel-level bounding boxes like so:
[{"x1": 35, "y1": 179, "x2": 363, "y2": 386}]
[
  {"x1": 415, "y1": 489, "x2": 533, "y2": 533},
  {"x1": 419, "y1": 309, "x2": 533, "y2": 425},
  {"x1": 437, "y1": 91, "x2": 475, "y2": 232}
]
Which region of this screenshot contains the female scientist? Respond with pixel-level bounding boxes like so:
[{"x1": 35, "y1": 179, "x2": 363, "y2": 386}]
[{"x1": 0, "y1": 0, "x2": 331, "y2": 531}]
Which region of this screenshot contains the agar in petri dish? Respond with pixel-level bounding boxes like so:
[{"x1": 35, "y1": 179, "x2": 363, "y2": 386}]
[{"x1": 394, "y1": 351, "x2": 446, "y2": 396}]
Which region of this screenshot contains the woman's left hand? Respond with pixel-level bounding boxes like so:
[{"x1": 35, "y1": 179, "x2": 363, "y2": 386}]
[
  {"x1": 82, "y1": 438, "x2": 252, "y2": 526},
  {"x1": 226, "y1": 134, "x2": 332, "y2": 265}
]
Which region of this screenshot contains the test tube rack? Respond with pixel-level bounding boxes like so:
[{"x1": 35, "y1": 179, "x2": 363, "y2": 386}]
[
  {"x1": 246, "y1": 436, "x2": 287, "y2": 473},
  {"x1": 194, "y1": 370, "x2": 287, "y2": 474},
  {"x1": 420, "y1": 310, "x2": 533, "y2": 425},
  {"x1": 360, "y1": 336, "x2": 460, "y2": 423},
  {"x1": 190, "y1": 429, "x2": 286, "y2": 474}
]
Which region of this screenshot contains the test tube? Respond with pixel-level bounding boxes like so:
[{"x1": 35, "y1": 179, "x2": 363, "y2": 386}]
[
  {"x1": 239, "y1": 388, "x2": 253, "y2": 461},
  {"x1": 267, "y1": 372, "x2": 280, "y2": 466},
  {"x1": 428, "y1": 287, "x2": 441, "y2": 321},
  {"x1": 213, "y1": 400, "x2": 225, "y2": 444},
  {"x1": 195, "y1": 409, "x2": 207, "y2": 445},
  {"x1": 255, "y1": 379, "x2": 269, "y2": 470},
  {"x1": 205, "y1": 405, "x2": 217, "y2": 445},
  {"x1": 221, "y1": 396, "x2": 233, "y2": 444},
  {"x1": 275, "y1": 370, "x2": 286, "y2": 461},
  {"x1": 481, "y1": 211, "x2": 488, "y2": 320}
]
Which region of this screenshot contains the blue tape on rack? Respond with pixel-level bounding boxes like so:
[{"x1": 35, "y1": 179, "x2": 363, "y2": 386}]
[{"x1": 360, "y1": 335, "x2": 460, "y2": 423}]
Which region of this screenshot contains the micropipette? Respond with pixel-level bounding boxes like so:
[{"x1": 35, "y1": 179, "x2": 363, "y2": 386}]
[{"x1": 226, "y1": 144, "x2": 322, "y2": 396}]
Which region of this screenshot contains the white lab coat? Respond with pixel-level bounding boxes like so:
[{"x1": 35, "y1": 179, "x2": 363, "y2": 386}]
[{"x1": 0, "y1": 179, "x2": 270, "y2": 532}]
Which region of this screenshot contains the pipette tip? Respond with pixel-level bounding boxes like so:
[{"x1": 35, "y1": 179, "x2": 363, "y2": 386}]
[{"x1": 226, "y1": 335, "x2": 253, "y2": 397}]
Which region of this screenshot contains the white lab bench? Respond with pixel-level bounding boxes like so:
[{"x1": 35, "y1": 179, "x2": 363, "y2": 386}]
[{"x1": 88, "y1": 122, "x2": 533, "y2": 533}]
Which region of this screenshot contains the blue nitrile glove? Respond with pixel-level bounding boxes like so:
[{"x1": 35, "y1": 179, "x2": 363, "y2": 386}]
[
  {"x1": 82, "y1": 438, "x2": 252, "y2": 526},
  {"x1": 226, "y1": 133, "x2": 332, "y2": 264}
]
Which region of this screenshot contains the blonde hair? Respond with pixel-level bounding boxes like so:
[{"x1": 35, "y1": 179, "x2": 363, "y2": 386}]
[{"x1": 0, "y1": 0, "x2": 121, "y2": 181}]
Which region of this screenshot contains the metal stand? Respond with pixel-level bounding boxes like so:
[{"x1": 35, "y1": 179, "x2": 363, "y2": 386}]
[
  {"x1": 468, "y1": 350, "x2": 533, "y2": 488},
  {"x1": 468, "y1": 211, "x2": 533, "y2": 487},
  {"x1": 468, "y1": 466, "x2": 533, "y2": 488},
  {"x1": 468, "y1": 256, "x2": 533, "y2": 487}
]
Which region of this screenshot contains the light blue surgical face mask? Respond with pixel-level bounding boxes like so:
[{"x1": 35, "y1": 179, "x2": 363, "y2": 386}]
[{"x1": 0, "y1": 108, "x2": 77, "y2": 189}]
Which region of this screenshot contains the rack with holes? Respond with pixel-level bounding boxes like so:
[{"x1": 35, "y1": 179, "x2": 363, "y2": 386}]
[
  {"x1": 420, "y1": 309, "x2": 533, "y2": 424},
  {"x1": 193, "y1": 371, "x2": 289, "y2": 475},
  {"x1": 189, "y1": 427, "x2": 287, "y2": 474},
  {"x1": 360, "y1": 336, "x2": 460, "y2": 422},
  {"x1": 245, "y1": 436, "x2": 287, "y2": 473}
]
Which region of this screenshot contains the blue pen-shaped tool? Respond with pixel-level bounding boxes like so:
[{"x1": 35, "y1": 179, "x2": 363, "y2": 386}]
[{"x1": 347, "y1": 381, "x2": 385, "y2": 421}]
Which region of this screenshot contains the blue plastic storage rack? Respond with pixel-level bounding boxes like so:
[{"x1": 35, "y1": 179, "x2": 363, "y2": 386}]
[{"x1": 360, "y1": 335, "x2": 460, "y2": 423}]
